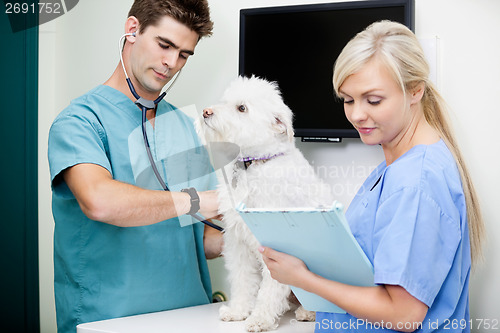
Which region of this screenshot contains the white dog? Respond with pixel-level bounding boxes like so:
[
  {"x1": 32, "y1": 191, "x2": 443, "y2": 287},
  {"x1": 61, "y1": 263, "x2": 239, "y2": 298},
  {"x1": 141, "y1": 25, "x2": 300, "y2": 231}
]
[{"x1": 196, "y1": 76, "x2": 334, "y2": 332}]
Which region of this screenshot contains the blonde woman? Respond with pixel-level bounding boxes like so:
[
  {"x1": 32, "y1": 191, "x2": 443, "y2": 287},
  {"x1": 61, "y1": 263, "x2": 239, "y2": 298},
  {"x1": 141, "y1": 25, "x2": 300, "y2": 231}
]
[{"x1": 260, "y1": 20, "x2": 484, "y2": 332}]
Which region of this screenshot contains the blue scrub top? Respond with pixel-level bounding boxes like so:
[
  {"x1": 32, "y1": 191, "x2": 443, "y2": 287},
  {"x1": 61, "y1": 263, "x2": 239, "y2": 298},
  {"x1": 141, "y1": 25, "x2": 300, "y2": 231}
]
[
  {"x1": 48, "y1": 85, "x2": 217, "y2": 333},
  {"x1": 316, "y1": 140, "x2": 471, "y2": 333}
]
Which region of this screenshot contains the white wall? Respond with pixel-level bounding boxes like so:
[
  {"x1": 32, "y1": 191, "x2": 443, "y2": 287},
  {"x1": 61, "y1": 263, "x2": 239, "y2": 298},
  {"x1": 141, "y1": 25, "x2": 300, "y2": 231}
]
[
  {"x1": 39, "y1": 0, "x2": 500, "y2": 331},
  {"x1": 38, "y1": 18, "x2": 57, "y2": 333}
]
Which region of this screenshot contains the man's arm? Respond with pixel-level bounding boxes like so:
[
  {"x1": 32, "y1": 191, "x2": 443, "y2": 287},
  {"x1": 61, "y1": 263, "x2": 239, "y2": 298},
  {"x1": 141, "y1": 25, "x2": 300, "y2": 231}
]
[
  {"x1": 203, "y1": 223, "x2": 224, "y2": 259},
  {"x1": 63, "y1": 163, "x2": 219, "y2": 227}
]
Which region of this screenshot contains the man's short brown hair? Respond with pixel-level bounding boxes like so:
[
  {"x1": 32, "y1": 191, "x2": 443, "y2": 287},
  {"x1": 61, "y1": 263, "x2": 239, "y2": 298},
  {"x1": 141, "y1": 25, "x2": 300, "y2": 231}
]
[{"x1": 128, "y1": 0, "x2": 213, "y2": 38}]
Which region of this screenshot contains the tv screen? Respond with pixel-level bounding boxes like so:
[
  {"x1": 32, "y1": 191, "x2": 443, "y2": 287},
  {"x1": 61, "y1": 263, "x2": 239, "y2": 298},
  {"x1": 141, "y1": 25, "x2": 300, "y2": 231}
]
[{"x1": 239, "y1": 0, "x2": 415, "y2": 141}]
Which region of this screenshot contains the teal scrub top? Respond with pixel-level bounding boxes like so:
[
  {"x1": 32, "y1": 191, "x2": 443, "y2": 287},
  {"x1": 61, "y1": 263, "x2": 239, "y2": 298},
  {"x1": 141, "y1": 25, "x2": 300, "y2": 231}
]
[
  {"x1": 48, "y1": 85, "x2": 217, "y2": 333},
  {"x1": 316, "y1": 140, "x2": 471, "y2": 332}
]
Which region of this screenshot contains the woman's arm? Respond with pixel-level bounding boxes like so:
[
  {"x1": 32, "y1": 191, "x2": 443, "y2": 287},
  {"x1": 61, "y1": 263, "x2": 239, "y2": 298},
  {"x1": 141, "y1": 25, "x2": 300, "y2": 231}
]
[
  {"x1": 63, "y1": 163, "x2": 220, "y2": 227},
  {"x1": 260, "y1": 246, "x2": 428, "y2": 332}
]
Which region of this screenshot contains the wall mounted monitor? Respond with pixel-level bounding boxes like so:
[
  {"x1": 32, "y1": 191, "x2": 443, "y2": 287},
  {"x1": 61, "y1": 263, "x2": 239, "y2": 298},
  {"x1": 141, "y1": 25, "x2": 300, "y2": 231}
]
[{"x1": 239, "y1": 0, "x2": 415, "y2": 142}]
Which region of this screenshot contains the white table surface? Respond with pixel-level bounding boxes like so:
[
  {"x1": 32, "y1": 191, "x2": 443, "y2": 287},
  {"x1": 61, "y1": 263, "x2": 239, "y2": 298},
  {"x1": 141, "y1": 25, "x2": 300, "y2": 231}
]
[{"x1": 77, "y1": 302, "x2": 315, "y2": 333}]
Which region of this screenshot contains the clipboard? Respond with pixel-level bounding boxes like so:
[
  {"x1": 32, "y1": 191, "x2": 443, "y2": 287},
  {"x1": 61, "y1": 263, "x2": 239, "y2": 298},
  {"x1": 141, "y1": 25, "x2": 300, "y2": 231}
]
[{"x1": 237, "y1": 201, "x2": 375, "y2": 313}]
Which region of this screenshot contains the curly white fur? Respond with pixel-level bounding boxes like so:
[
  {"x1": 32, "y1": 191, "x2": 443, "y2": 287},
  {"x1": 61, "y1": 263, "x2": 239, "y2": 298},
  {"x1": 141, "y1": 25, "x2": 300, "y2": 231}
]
[{"x1": 196, "y1": 76, "x2": 334, "y2": 332}]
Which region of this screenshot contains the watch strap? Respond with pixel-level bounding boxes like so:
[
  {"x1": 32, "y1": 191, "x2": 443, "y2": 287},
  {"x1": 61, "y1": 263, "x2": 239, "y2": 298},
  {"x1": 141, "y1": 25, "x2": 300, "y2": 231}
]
[{"x1": 181, "y1": 187, "x2": 200, "y2": 215}]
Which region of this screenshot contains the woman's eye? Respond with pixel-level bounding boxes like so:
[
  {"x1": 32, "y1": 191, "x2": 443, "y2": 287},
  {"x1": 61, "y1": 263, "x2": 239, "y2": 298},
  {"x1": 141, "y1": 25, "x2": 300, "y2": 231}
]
[
  {"x1": 343, "y1": 99, "x2": 354, "y2": 105},
  {"x1": 238, "y1": 105, "x2": 247, "y2": 112},
  {"x1": 368, "y1": 100, "x2": 381, "y2": 105}
]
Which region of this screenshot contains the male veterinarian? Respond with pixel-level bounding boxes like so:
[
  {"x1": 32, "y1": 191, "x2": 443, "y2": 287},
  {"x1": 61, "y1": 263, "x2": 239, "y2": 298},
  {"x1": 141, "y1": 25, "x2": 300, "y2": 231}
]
[{"x1": 48, "y1": 1, "x2": 222, "y2": 332}]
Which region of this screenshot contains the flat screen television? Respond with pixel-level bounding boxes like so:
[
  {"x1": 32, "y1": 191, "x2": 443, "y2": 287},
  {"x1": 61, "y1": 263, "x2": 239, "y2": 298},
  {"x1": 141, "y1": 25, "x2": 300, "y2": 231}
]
[{"x1": 239, "y1": 0, "x2": 415, "y2": 142}]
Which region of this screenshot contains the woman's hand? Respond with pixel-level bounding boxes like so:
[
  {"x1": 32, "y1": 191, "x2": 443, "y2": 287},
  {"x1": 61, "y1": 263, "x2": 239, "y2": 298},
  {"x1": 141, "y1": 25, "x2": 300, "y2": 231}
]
[{"x1": 259, "y1": 246, "x2": 312, "y2": 288}]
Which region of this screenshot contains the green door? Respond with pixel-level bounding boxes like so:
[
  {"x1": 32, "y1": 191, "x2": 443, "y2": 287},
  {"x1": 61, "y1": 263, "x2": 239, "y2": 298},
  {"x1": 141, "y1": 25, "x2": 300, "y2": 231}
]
[{"x1": 0, "y1": 5, "x2": 40, "y2": 332}]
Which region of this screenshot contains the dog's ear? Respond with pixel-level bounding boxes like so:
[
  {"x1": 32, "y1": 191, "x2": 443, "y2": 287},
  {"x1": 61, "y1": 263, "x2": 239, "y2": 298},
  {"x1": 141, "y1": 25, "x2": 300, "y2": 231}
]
[{"x1": 272, "y1": 113, "x2": 294, "y2": 142}]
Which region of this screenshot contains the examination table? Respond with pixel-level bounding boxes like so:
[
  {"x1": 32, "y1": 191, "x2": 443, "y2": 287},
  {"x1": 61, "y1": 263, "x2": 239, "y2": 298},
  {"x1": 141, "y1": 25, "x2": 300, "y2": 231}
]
[{"x1": 77, "y1": 302, "x2": 315, "y2": 333}]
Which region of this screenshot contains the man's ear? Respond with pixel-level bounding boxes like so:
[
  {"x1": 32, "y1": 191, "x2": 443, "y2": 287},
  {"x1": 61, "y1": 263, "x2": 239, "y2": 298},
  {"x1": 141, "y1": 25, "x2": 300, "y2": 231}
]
[{"x1": 125, "y1": 16, "x2": 140, "y2": 43}]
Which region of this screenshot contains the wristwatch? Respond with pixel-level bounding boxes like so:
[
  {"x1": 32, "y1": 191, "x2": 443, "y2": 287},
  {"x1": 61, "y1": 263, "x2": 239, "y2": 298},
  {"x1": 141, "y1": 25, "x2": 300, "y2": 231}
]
[{"x1": 181, "y1": 187, "x2": 200, "y2": 215}]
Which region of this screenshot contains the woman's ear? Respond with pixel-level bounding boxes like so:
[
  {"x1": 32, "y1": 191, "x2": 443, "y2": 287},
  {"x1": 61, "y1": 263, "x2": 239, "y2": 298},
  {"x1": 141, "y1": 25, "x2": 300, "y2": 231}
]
[{"x1": 410, "y1": 82, "x2": 425, "y2": 106}]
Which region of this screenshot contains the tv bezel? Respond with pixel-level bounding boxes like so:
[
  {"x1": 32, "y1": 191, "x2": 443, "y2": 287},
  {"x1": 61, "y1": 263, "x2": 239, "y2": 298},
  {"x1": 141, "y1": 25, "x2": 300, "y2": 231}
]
[{"x1": 239, "y1": 0, "x2": 415, "y2": 140}]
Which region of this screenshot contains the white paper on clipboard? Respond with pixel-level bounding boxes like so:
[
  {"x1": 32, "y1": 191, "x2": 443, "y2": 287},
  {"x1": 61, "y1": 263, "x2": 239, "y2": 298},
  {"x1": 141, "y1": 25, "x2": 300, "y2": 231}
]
[{"x1": 237, "y1": 201, "x2": 375, "y2": 313}]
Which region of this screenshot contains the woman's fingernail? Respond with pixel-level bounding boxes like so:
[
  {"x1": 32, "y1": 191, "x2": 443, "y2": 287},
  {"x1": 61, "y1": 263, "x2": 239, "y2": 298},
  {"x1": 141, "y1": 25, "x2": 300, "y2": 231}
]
[{"x1": 258, "y1": 246, "x2": 265, "y2": 253}]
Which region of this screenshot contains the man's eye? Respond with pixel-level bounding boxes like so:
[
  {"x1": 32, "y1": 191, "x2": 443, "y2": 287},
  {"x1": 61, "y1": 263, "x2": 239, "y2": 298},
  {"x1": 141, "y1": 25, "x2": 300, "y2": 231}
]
[{"x1": 159, "y1": 43, "x2": 169, "y2": 49}]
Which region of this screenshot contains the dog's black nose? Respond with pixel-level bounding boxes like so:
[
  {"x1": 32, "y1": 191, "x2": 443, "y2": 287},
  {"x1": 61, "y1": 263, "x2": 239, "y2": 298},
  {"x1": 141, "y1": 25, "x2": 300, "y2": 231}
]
[{"x1": 203, "y1": 108, "x2": 213, "y2": 118}]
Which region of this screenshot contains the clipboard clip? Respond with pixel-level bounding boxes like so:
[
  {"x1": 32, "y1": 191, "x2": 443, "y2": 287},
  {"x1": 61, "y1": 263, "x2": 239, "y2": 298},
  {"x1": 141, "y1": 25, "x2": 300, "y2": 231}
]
[
  {"x1": 283, "y1": 213, "x2": 296, "y2": 228},
  {"x1": 321, "y1": 202, "x2": 345, "y2": 227}
]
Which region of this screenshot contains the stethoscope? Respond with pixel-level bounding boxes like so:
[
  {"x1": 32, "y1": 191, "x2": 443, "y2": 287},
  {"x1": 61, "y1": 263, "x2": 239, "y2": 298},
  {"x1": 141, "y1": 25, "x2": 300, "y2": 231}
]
[{"x1": 119, "y1": 32, "x2": 223, "y2": 232}]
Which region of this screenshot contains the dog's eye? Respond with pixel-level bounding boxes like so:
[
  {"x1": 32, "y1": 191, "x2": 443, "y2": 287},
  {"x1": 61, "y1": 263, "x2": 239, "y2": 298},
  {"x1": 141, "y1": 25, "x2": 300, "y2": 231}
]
[{"x1": 237, "y1": 105, "x2": 247, "y2": 113}]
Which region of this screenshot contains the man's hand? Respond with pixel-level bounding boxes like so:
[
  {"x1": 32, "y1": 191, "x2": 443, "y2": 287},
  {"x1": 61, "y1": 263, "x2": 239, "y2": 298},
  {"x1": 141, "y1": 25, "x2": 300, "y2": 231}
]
[
  {"x1": 198, "y1": 190, "x2": 220, "y2": 220},
  {"x1": 203, "y1": 222, "x2": 224, "y2": 259}
]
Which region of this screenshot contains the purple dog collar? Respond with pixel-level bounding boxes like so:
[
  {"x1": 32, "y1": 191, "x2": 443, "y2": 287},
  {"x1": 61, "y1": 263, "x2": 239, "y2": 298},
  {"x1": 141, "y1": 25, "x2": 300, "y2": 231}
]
[{"x1": 238, "y1": 152, "x2": 285, "y2": 163}]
